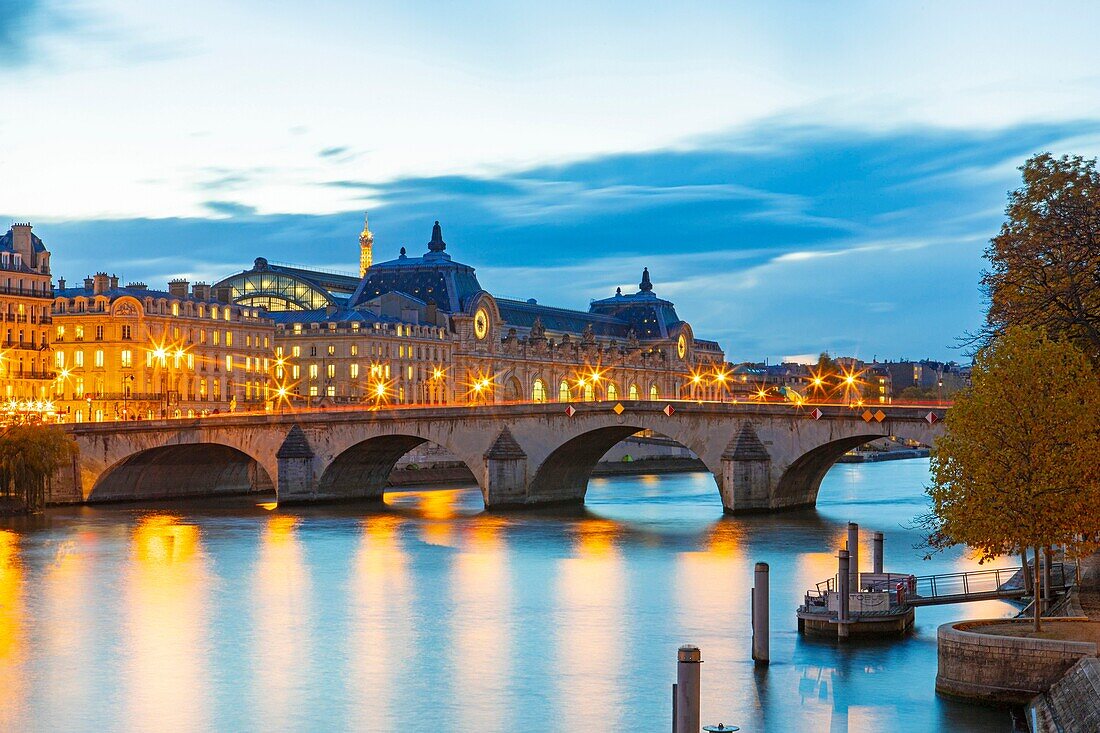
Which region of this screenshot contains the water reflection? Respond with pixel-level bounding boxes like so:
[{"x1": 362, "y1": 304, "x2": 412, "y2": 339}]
[
  {"x1": 349, "y1": 514, "x2": 410, "y2": 731},
  {"x1": 125, "y1": 514, "x2": 209, "y2": 731},
  {"x1": 555, "y1": 519, "x2": 627, "y2": 730},
  {"x1": 0, "y1": 530, "x2": 23, "y2": 729},
  {"x1": 252, "y1": 515, "x2": 310, "y2": 730},
  {"x1": 0, "y1": 461, "x2": 1012, "y2": 732}
]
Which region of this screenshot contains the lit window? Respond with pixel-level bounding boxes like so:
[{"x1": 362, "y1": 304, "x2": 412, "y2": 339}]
[
  {"x1": 559, "y1": 380, "x2": 569, "y2": 402},
  {"x1": 74, "y1": 350, "x2": 84, "y2": 367},
  {"x1": 607, "y1": 383, "x2": 618, "y2": 401},
  {"x1": 225, "y1": 355, "x2": 233, "y2": 372},
  {"x1": 309, "y1": 364, "x2": 318, "y2": 379},
  {"x1": 350, "y1": 363, "x2": 359, "y2": 378},
  {"x1": 532, "y1": 379, "x2": 546, "y2": 403},
  {"x1": 94, "y1": 350, "x2": 104, "y2": 368},
  {"x1": 121, "y1": 350, "x2": 132, "y2": 368},
  {"x1": 327, "y1": 364, "x2": 335, "y2": 379}
]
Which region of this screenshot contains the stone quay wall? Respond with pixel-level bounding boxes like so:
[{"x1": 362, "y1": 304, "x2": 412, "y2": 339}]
[{"x1": 936, "y1": 619, "x2": 1098, "y2": 705}]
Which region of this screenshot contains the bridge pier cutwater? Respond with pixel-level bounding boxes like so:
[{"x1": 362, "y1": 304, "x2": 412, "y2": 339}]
[{"x1": 56, "y1": 402, "x2": 945, "y2": 512}]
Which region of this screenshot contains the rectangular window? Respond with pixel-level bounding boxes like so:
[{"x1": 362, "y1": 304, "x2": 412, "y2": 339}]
[
  {"x1": 200, "y1": 329, "x2": 207, "y2": 345},
  {"x1": 74, "y1": 350, "x2": 84, "y2": 367},
  {"x1": 326, "y1": 385, "x2": 335, "y2": 397},
  {"x1": 94, "y1": 349, "x2": 104, "y2": 368},
  {"x1": 225, "y1": 331, "x2": 233, "y2": 347},
  {"x1": 327, "y1": 344, "x2": 335, "y2": 356},
  {"x1": 276, "y1": 346, "x2": 284, "y2": 358},
  {"x1": 213, "y1": 331, "x2": 220, "y2": 346},
  {"x1": 121, "y1": 325, "x2": 132, "y2": 340},
  {"x1": 292, "y1": 365, "x2": 300, "y2": 379},
  {"x1": 120, "y1": 350, "x2": 132, "y2": 368},
  {"x1": 56, "y1": 325, "x2": 65, "y2": 341},
  {"x1": 225, "y1": 355, "x2": 233, "y2": 372},
  {"x1": 309, "y1": 385, "x2": 318, "y2": 396},
  {"x1": 407, "y1": 365, "x2": 413, "y2": 380},
  {"x1": 309, "y1": 364, "x2": 318, "y2": 379},
  {"x1": 75, "y1": 325, "x2": 84, "y2": 341},
  {"x1": 350, "y1": 363, "x2": 359, "y2": 378},
  {"x1": 350, "y1": 344, "x2": 358, "y2": 356},
  {"x1": 187, "y1": 354, "x2": 194, "y2": 369},
  {"x1": 146, "y1": 351, "x2": 153, "y2": 368},
  {"x1": 95, "y1": 325, "x2": 103, "y2": 340},
  {"x1": 292, "y1": 346, "x2": 300, "y2": 357},
  {"x1": 326, "y1": 364, "x2": 335, "y2": 378},
  {"x1": 75, "y1": 377, "x2": 84, "y2": 397}
]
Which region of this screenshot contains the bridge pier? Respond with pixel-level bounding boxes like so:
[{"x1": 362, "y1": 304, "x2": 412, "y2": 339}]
[
  {"x1": 275, "y1": 425, "x2": 319, "y2": 503},
  {"x1": 720, "y1": 422, "x2": 773, "y2": 513},
  {"x1": 482, "y1": 428, "x2": 529, "y2": 508}
]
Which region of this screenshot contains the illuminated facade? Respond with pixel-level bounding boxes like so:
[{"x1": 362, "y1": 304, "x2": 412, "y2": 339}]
[
  {"x1": 0, "y1": 224, "x2": 55, "y2": 404},
  {"x1": 51, "y1": 275, "x2": 275, "y2": 422},
  {"x1": 217, "y1": 219, "x2": 727, "y2": 406}
]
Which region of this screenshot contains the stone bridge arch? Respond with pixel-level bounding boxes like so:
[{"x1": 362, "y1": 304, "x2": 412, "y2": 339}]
[
  {"x1": 68, "y1": 426, "x2": 282, "y2": 503},
  {"x1": 524, "y1": 421, "x2": 722, "y2": 507},
  {"x1": 275, "y1": 420, "x2": 495, "y2": 506}
]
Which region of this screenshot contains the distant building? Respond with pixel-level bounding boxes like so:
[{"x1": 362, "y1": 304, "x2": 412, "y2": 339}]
[
  {"x1": 51, "y1": 275, "x2": 275, "y2": 421},
  {"x1": 0, "y1": 224, "x2": 55, "y2": 409},
  {"x1": 213, "y1": 219, "x2": 726, "y2": 405}
]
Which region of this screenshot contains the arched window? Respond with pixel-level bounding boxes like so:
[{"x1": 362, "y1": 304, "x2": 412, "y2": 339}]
[
  {"x1": 649, "y1": 384, "x2": 659, "y2": 401},
  {"x1": 559, "y1": 380, "x2": 570, "y2": 402},
  {"x1": 607, "y1": 383, "x2": 618, "y2": 401},
  {"x1": 629, "y1": 384, "x2": 639, "y2": 400},
  {"x1": 532, "y1": 378, "x2": 546, "y2": 403},
  {"x1": 584, "y1": 382, "x2": 595, "y2": 402}
]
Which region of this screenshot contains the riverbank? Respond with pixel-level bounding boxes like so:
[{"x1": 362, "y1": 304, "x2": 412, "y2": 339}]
[
  {"x1": 0, "y1": 496, "x2": 26, "y2": 516},
  {"x1": 838, "y1": 447, "x2": 930, "y2": 463}
]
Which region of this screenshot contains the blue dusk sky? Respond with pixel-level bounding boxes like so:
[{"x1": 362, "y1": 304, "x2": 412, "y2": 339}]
[{"x1": 4, "y1": 1, "x2": 1100, "y2": 362}]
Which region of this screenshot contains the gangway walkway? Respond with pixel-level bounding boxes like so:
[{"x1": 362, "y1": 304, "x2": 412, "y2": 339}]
[{"x1": 862, "y1": 562, "x2": 1071, "y2": 607}]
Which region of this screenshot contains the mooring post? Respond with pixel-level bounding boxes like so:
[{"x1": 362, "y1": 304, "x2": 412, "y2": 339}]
[
  {"x1": 872, "y1": 531, "x2": 884, "y2": 574},
  {"x1": 675, "y1": 645, "x2": 701, "y2": 733},
  {"x1": 838, "y1": 549, "x2": 851, "y2": 639},
  {"x1": 752, "y1": 562, "x2": 770, "y2": 665},
  {"x1": 847, "y1": 522, "x2": 860, "y2": 591},
  {"x1": 671, "y1": 683, "x2": 677, "y2": 733}
]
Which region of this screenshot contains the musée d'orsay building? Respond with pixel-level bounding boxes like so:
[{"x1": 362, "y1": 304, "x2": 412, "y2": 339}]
[
  {"x1": 211, "y1": 217, "x2": 726, "y2": 407},
  {"x1": 40, "y1": 216, "x2": 726, "y2": 421}
]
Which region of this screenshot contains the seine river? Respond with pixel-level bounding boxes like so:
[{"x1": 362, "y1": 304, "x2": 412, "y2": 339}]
[{"x1": 0, "y1": 459, "x2": 1013, "y2": 732}]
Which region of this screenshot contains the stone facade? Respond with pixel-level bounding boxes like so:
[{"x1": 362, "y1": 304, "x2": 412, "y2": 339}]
[
  {"x1": 0, "y1": 224, "x2": 55, "y2": 408},
  {"x1": 51, "y1": 277, "x2": 275, "y2": 421}
]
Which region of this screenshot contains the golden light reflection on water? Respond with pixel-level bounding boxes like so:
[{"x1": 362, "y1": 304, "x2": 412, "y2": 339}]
[
  {"x1": 555, "y1": 519, "x2": 627, "y2": 730},
  {"x1": 350, "y1": 514, "x2": 410, "y2": 730},
  {"x1": 253, "y1": 515, "x2": 311, "y2": 730},
  {"x1": 452, "y1": 515, "x2": 510, "y2": 732},
  {"x1": 41, "y1": 539, "x2": 90, "y2": 721},
  {"x1": 387, "y1": 488, "x2": 462, "y2": 546},
  {"x1": 0, "y1": 530, "x2": 23, "y2": 728},
  {"x1": 125, "y1": 514, "x2": 209, "y2": 731}
]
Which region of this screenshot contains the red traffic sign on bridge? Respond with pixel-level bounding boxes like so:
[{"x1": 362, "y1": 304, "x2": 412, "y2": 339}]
[
  {"x1": 663, "y1": 404, "x2": 675, "y2": 417},
  {"x1": 809, "y1": 408, "x2": 823, "y2": 420},
  {"x1": 565, "y1": 405, "x2": 576, "y2": 417},
  {"x1": 924, "y1": 411, "x2": 939, "y2": 425}
]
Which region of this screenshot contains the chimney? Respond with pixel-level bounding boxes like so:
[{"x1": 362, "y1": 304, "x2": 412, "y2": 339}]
[
  {"x1": 168, "y1": 278, "x2": 189, "y2": 298},
  {"x1": 92, "y1": 272, "x2": 110, "y2": 295},
  {"x1": 109, "y1": 274, "x2": 119, "y2": 289},
  {"x1": 10, "y1": 223, "x2": 33, "y2": 262},
  {"x1": 57, "y1": 277, "x2": 66, "y2": 290},
  {"x1": 214, "y1": 285, "x2": 232, "y2": 303},
  {"x1": 192, "y1": 282, "x2": 211, "y2": 301},
  {"x1": 126, "y1": 282, "x2": 148, "y2": 291},
  {"x1": 83, "y1": 276, "x2": 94, "y2": 291}
]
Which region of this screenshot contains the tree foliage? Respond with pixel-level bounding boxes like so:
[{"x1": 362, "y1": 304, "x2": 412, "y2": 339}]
[
  {"x1": 927, "y1": 326, "x2": 1100, "y2": 558},
  {"x1": 982, "y1": 153, "x2": 1100, "y2": 361},
  {"x1": 924, "y1": 327, "x2": 1100, "y2": 628},
  {"x1": 0, "y1": 426, "x2": 79, "y2": 512}
]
